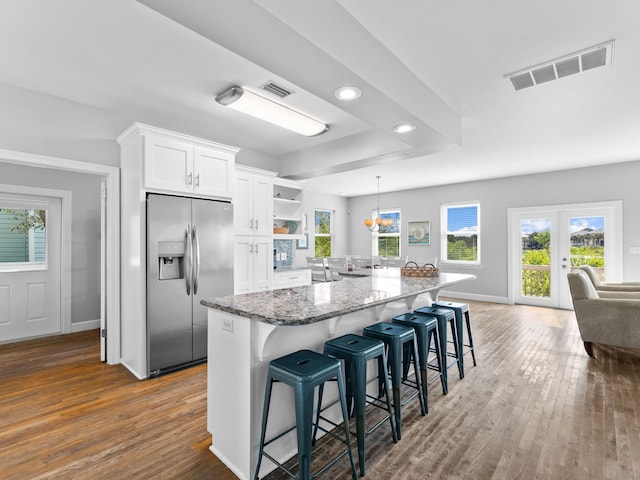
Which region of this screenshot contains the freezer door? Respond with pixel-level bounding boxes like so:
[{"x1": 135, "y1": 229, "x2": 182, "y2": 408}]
[
  {"x1": 191, "y1": 198, "x2": 234, "y2": 360},
  {"x1": 147, "y1": 194, "x2": 194, "y2": 374}
]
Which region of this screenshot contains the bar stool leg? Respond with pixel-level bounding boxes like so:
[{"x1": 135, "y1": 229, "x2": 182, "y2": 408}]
[
  {"x1": 336, "y1": 366, "x2": 358, "y2": 480},
  {"x1": 465, "y1": 311, "x2": 477, "y2": 366},
  {"x1": 387, "y1": 343, "x2": 403, "y2": 439},
  {"x1": 450, "y1": 320, "x2": 463, "y2": 379},
  {"x1": 293, "y1": 382, "x2": 315, "y2": 480},
  {"x1": 428, "y1": 326, "x2": 445, "y2": 395}
]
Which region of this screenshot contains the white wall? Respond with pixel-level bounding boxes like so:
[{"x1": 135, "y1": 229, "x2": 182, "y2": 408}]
[
  {"x1": 293, "y1": 189, "x2": 349, "y2": 266},
  {"x1": 0, "y1": 162, "x2": 102, "y2": 324},
  {"x1": 348, "y1": 160, "x2": 640, "y2": 300}
]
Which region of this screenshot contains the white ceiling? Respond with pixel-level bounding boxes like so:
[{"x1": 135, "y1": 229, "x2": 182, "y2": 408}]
[{"x1": 1, "y1": 0, "x2": 639, "y2": 197}]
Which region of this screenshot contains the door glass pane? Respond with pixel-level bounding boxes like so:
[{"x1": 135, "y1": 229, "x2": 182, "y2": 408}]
[
  {"x1": 520, "y1": 218, "x2": 551, "y2": 298},
  {"x1": 0, "y1": 207, "x2": 47, "y2": 265},
  {"x1": 569, "y1": 216, "x2": 605, "y2": 279}
]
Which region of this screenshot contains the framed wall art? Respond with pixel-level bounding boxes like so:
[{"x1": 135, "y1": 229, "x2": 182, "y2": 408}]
[
  {"x1": 297, "y1": 233, "x2": 309, "y2": 249},
  {"x1": 408, "y1": 221, "x2": 430, "y2": 245}
]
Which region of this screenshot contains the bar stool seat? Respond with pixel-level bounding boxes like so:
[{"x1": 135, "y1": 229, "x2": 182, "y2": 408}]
[
  {"x1": 433, "y1": 300, "x2": 477, "y2": 368},
  {"x1": 414, "y1": 306, "x2": 461, "y2": 394},
  {"x1": 320, "y1": 334, "x2": 397, "y2": 476},
  {"x1": 392, "y1": 312, "x2": 443, "y2": 412},
  {"x1": 362, "y1": 322, "x2": 426, "y2": 440},
  {"x1": 254, "y1": 349, "x2": 357, "y2": 480}
]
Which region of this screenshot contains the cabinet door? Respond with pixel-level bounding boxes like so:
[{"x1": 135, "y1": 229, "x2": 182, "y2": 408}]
[
  {"x1": 252, "y1": 176, "x2": 273, "y2": 236},
  {"x1": 233, "y1": 236, "x2": 253, "y2": 294},
  {"x1": 252, "y1": 236, "x2": 273, "y2": 292},
  {"x1": 193, "y1": 146, "x2": 234, "y2": 199},
  {"x1": 234, "y1": 172, "x2": 253, "y2": 235},
  {"x1": 144, "y1": 135, "x2": 194, "y2": 193}
]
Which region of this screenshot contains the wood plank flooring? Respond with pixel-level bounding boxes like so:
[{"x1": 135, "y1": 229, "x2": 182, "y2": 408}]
[{"x1": 1, "y1": 300, "x2": 639, "y2": 479}]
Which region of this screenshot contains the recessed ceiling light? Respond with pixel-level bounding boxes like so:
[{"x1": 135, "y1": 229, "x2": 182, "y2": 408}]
[
  {"x1": 334, "y1": 86, "x2": 362, "y2": 101},
  {"x1": 393, "y1": 123, "x2": 416, "y2": 133}
]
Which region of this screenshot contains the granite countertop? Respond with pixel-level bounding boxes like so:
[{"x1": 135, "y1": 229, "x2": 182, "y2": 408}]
[{"x1": 202, "y1": 271, "x2": 475, "y2": 326}]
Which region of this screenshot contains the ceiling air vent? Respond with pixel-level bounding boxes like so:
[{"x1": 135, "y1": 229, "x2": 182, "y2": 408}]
[
  {"x1": 260, "y1": 81, "x2": 293, "y2": 98},
  {"x1": 505, "y1": 40, "x2": 614, "y2": 91}
]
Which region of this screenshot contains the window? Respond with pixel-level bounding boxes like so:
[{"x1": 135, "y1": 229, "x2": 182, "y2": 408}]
[
  {"x1": 314, "y1": 209, "x2": 332, "y2": 257},
  {"x1": 0, "y1": 207, "x2": 47, "y2": 265},
  {"x1": 373, "y1": 209, "x2": 401, "y2": 256},
  {"x1": 441, "y1": 203, "x2": 480, "y2": 264}
]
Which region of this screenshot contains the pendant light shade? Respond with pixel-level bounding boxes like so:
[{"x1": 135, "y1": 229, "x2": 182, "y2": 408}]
[
  {"x1": 215, "y1": 86, "x2": 329, "y2": 137},
  {"x1": 364, "y1": 176, "x2": 393, "y2": 232}
]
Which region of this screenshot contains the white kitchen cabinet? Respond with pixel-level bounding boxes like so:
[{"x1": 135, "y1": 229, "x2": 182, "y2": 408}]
[
  {"x1": 139, "y1": 127, "x2": 236, "y2": 200},
  {"x1": 234, "y1": 167, "x2": 274, "y2": 236},
  {"x1": 234, "y1": 235, "x2": 273, "y2": 294},
  {"x1": 233, "y1": 166, "x2": 275, "y2": 294},
  {"x1": 273, "y1": 269, "x2": 312, "y2": 289}
]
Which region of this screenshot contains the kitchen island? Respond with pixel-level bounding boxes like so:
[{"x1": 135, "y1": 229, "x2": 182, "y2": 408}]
[{"x1": 202, "y1": 270, "x2": 475, "y2": 480}]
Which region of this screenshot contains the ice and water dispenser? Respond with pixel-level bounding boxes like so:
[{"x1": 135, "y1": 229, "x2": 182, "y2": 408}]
[{"x1": 157, "y1": 241, "x2": 185, "y2": 280}]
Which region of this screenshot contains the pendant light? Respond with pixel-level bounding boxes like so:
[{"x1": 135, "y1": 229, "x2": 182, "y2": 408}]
[{"x1": 364, "y1": 176, "x2": 394, "y2": 232}]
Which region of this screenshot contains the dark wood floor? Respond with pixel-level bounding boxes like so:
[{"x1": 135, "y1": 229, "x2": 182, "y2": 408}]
[{"x1": 2, "y1": 300, "x2": 639, "y2": 479}]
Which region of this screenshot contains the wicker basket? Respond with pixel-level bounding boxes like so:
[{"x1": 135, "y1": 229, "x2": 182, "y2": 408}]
[
  {"x1": 273, "y1": 226, "x2": 290, "y2": 234},
  {"x1": 400, "y1": 261, "x2": 439, "y2": 277}
]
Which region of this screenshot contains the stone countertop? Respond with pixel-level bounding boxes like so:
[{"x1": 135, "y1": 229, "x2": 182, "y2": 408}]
[{"x1": 201, "y1": 271, "x2": 475, "y2": 326}]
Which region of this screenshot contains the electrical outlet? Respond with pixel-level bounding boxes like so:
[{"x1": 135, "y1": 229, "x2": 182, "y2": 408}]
[
  {"x1": 630, "y1": 246, "x2": 640, "y2": 255},
  {"x1": 222, "y1": 318, "x2": 234, "y2": 333}
]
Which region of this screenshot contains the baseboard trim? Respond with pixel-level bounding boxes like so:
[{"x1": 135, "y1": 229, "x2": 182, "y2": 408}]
[
  {"x1": 438, "y1": 290, "x2": 510, "y2": 305},
  {"x1": 71, "y1": 319, "x2": 101, "y2": 332}
]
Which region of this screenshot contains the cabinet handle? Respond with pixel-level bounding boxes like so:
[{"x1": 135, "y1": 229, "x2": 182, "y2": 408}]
[
  {"x1": 195, "y1": 174, "x2": 200, "y2": 186},
  {"x1": 254, "y1": 243, "x2": 259, "y2": 254},
  {"x1": 187, "y1": 173, "x2": 193, "y2": 185},
  {"x1": 250, "y1": 219, "x2": 254, "y2": 230},
  {"x1": 255, "y1": 219, "x2": 259, "y2": 230},
  {"x1": 249, "y1": 243, "x2": 253, "y2": 254}
]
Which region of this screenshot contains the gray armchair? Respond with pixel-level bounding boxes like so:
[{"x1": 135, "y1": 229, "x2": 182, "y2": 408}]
[
  {"x1": 567, "y1": 269, "x2": 640, "y2": 357},
  {"x1": 578, "y1": 264, "x2": 640, "y2": 292}
]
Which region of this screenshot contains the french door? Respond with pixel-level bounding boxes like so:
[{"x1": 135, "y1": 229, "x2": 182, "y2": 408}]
[{"x1": 509, "y1": 201, "x2": 622, "y2": 309}]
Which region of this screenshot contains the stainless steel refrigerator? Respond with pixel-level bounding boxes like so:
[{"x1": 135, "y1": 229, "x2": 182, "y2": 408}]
[{"x1": 146, "y1": 193, "x2": 233, "y2": 377}]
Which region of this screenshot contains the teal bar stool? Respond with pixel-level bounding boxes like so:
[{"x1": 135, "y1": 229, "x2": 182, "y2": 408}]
[
  {"x1": 392, "y1": 312, "x2": 443, "y2": 412},
  {"x1": 413, "y1": 306, "x2": 461, "y2": 394},
  {"x1": 433, "y1": 300, "x2": 477, "y2": 369},
  {"x1": 254, "y1": 350, "x2": 357, "y2": 480},
  {"x1": 362, "y1": 322, "x2": 426, "y2": 440},
  {"x1": 318, "y1": 334, "x2": 397, "y2": 476}
]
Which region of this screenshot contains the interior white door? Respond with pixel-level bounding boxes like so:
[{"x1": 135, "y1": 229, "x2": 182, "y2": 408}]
[
  {"x1": 510, "y1": 201, "x2": 622, "y2": 309},
  {"x1": 0, "y1": 193, "x2": 61, "y2": 342}
]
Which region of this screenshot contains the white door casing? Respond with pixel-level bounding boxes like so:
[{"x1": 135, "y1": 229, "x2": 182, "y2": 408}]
[{"x1": 0, "y1": 149, "x2": 120, "y2": 365}]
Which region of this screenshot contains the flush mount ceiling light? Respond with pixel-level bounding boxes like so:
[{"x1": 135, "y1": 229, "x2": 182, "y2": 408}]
[
  {"x1": 505, "y1": 40, "x2": 615, "y2": 91},
  {"x1": 334, "y1": 86, "x2": 362, "y2": 101},
  {"x1": 393, "y1": 123, "x2": 416, "y2": 133},
  {"x1": 215, "y1": 86, "x2": 329, "y2": 136}
]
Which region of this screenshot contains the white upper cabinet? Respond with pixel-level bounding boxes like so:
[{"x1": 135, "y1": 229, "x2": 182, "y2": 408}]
[
  {"x1": 234, "y1": 167, "x2": 274, "y2": 237},
  {"x1": 119, "y1": 123, "x2": 238, "y2": 200},
  {"x1": 193, "y1": 146, "x2": 234, "y2": 198}
]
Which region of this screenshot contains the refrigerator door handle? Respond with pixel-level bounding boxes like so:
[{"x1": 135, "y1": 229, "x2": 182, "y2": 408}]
[
  {"x1": 185, "y1": 225, "x2": 192, "y2": 295},
  {"x1": 193, "y1": 224, "x2": 200, "y2": 295}
]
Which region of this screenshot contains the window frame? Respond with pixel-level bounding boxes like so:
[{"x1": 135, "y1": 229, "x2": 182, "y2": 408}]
[
  {"x1": 314, "y1": 208, "x2": 333, "y2": 257},
  {"x1": 440, "y1": 202, "x2": 481, "y2": 266},
  {"x1": 0, "y1": 196, "x2": 49, "y2": 271},
  {"x1": 372, "y1": 208, "x2": 401, "y2": 257}
]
